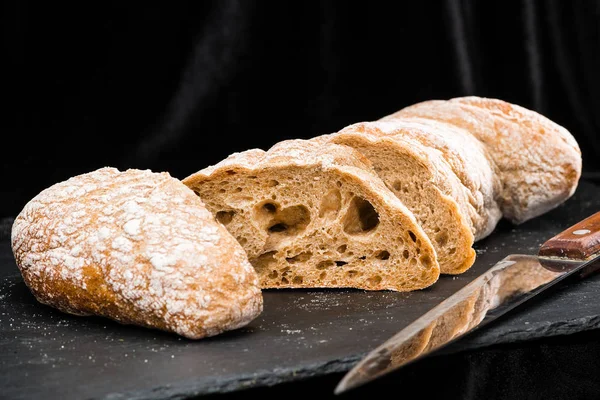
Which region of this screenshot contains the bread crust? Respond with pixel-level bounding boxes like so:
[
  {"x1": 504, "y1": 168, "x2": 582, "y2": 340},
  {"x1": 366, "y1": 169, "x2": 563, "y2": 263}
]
[
  {"x1": 392, "y1": 96, "x2": 582, "y2": 223},
  {"x1": 11, "y1": 167, "x2": 263, "y2": 339}
]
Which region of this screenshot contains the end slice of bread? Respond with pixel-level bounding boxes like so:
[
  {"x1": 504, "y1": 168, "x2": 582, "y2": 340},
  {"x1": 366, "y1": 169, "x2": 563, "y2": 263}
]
[
  {"x1": 391, "y1": 96, "x2": 581, "y2": 223},
  {"x1": 183, "y1": 140, "x2": 440, "y2": 292}
]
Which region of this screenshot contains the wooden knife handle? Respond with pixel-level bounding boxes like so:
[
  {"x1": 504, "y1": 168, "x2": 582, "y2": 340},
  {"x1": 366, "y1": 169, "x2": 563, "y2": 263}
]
[{"x1": 539, "y1": 211, "x2": 600, "y2": 260}]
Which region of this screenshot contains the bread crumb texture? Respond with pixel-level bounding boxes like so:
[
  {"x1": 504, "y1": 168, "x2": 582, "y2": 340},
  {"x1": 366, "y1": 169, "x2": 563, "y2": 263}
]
[
  {"x1": 11, "y1": 167, "x2": 263, "y2": 339},
  {"x1": 184, "y1": 140, "x2": 440, "y2": 292}
]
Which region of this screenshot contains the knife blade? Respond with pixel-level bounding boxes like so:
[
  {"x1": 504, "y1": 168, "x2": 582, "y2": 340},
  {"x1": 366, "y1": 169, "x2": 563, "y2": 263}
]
[{"x1": 335, "y1": 211, "x2": 600, "y2": 394}]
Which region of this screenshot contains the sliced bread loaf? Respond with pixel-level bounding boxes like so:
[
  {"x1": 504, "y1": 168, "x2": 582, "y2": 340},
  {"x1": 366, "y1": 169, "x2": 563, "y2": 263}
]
[
  {"x1": 319, "y1": 124, "x2": 476, "y2": 274},
  {"x1": 183, "y1": 139, "x2": 440, "y2": 292}
]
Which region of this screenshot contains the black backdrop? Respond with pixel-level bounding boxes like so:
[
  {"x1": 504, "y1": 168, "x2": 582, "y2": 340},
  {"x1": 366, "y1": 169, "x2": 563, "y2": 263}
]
[{"x1": 3, "y1": 1, "x2": 600, "y2": 218}]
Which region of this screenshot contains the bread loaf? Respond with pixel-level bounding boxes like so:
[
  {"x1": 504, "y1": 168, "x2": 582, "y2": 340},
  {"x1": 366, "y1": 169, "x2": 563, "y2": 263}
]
[
  {"x1": 390, "y1": 96, "x2": 582, "y2": 223},
  {"x1": 11, "y1": 167, "x2": 263, "y2": 339},
  {"x1": 183, "y1": 139, "x2": 440, "y2": 291},
  {"x1": 319, "y1": 124, "x2": 477, "y2": 274}
]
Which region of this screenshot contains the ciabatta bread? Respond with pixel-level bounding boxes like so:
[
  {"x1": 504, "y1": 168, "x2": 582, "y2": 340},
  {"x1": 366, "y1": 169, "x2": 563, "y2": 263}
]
[
  {"x1": 11, "y1": 167, "x2": 263, "y2": 339},
  {"x1": 319, "y1": 124, "x2": 476, "y2": 274},
  {"x1": 390, "y1": 96, "x2": 582, "y2": 223},
  {"x1": 184, "y1": 140, "x2": 440, "y2": 291}
]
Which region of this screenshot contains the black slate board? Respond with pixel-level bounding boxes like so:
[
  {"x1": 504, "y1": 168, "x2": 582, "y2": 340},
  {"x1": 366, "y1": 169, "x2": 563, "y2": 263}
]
[{"x1": 2, "y1": 182, "x2": 600, "y2": 400}]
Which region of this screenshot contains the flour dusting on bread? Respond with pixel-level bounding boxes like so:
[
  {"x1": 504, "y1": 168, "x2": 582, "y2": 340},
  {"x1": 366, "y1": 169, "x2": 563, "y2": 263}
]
[{"x1": 12, "y1": 167, "x2": 263, "y2": 339}]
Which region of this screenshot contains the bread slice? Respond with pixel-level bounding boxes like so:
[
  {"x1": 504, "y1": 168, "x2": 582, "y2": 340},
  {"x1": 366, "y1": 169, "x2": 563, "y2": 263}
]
[
  {"x1": 373, "y1": 117, "x2": 503, "y2": 240},
  {"x1": 318, "y1": 124, "x2": 476, "y2": 274},
  {"x1": 11, "y1": 167, "x2": 263, "y2": 339},
  {"x1": 183, "y1": 140, "x2": 440, "y2": 291},
  {"x1": 391, "y1": 96, "x2": 582, "y2": 223}
]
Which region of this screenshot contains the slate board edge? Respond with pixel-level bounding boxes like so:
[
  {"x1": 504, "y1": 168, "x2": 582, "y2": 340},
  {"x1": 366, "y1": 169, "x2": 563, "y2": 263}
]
[{"x1": 102, "y1": 358, "x2": 360, "y2": 400}]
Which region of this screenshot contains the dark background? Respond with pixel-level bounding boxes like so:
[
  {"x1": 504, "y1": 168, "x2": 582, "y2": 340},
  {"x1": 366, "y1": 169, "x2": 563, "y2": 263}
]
[{"x1": 3, "y1": 1, "x2": 600, "y2": 218}]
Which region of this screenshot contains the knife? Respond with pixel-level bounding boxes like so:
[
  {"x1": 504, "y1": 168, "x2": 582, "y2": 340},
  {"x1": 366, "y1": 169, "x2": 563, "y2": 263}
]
[{"x1": 335, "y1": 211, "x2": 600, "y2": 394}]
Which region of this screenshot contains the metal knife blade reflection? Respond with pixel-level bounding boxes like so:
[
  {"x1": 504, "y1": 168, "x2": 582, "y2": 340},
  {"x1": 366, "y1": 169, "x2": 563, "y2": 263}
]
[{"x1": 335, "y1": 254, "x2": 598, "y2": 394}]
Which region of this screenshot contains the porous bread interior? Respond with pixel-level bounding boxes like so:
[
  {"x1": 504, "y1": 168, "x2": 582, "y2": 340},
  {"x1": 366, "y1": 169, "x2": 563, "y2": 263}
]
[
  {"x1": 192, "y1": 165, "x2": 438, "y2": 292},
  {"x1": 329, "y1": 134, "x2": 475, "y2": 274}
]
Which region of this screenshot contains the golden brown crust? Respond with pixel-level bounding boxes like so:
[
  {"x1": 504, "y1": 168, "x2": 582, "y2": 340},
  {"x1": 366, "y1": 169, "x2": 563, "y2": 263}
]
[{"x1": 11, "y1": 167, "x2": 263, "y2": 339}]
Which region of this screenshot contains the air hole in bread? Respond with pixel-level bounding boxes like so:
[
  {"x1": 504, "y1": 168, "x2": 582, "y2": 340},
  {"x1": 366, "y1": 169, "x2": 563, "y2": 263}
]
[
  {"x1": 420, "y1": 255, "x2": 432, "y2": 268},
  {"x1": 337, "y1": 244, "x2": 347, "y2": 253},
  {"x1": 268, "y1": 180, "x2": 279, "y2": 187},
  {"x1": 286, "y1": 252, "x2": 312, "y2": 263},
  {"x1": 375, "y1": 250, "x2": 390, "y2": 260},
  {"x1": 282, "y1": 277, "x2": 289, "y2": 284},
  {"x1": 403, "y1": 249, "x2": 410, "y2": 259},
  {"x1": 293, "y1": 276, "x2": 303, "y2": 284},
  {"x1": 216, "y1": 210, "x2": 235, "y2": 225},
  {"x1": 319, "y1": 189, "x2": 342, "y2": 218},
  {"x1": 319, "y1": 271, "x2": 326, "y2": 279},
  {"x1": 226, "y1": 170, "x2": 236, "y2": 175},
  {"x1": 265, "y1": 205, "x2": 310, "y2": 234},
  {"x1": 408, "y1": 231, "x2": 417, "y2": 242},
  {"x1": 368, "y1": 275, "x2": 382, "y2": 286},
  {"x1": 235, "y1": 187, "x2": 243, "y2": 192},
  {"x1": 248, "y1": 175, "x2": 257, "y2": 179},
  {"x1": 252, "y1": 251, "x2": 278, "y2": 273},
  {"x1": 317, "y1": 260, "x2": 334, "y2": 270},
  {"x1": 257, "y1": 204, "x2": 311, "y2": 250},
  {"x1": 435, "y1": 232, "x2": 448, "y2": 246},
  {"x1": 392, "y1": 181, "x2": 402, "y2": 191},
  {"x1": 268, "y1": 270, "x2": 278, "y2": 279},
  {"x1": 449, "y1": 247, "x2": 456, "y2": 254},
  {"x1": 269, "y1": 223, "x2": 287, "y2": 233},
  {"x1": 263, "y1": 202, "x2": 277, "y2": 213},
  {"x1": 193, "y1": 190, "x2": 201, "y2": 197},
  {"x1": 335, "y1": 261, "x2": 348, "y2": 266},
  {"x1": 343, "y1": 197, "x2": 380, "y2": 235},
  {"x1": 359, "y1": 256, "x2": 366, "y2": 260},
  {"x1": 347, "y1": 270, "x2": 358, "y2": 278}
]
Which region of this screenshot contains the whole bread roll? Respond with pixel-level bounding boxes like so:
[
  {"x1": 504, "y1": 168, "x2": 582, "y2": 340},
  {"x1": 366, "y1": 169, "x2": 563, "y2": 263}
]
[
  {"x1": 11, "y1": 167, "x2": 263, "y2": 339},
  {"x1": 184, "y1": 139, "x2": 440, "y2": 292},
  {"x1": 389, "y1": 96, "x2": 582, "y2": 223}
]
